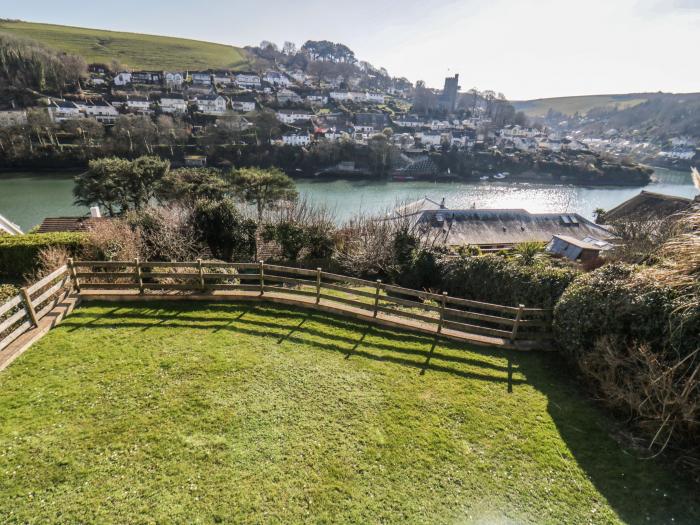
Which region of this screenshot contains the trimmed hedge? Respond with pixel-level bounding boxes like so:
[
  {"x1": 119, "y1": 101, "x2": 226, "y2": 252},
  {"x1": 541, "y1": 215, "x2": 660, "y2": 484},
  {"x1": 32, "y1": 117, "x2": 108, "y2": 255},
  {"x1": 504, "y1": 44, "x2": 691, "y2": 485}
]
[
  {"x1": 0, "y1": 233, "x2": 86, "y2": 278},
  {"x1": 441, "y1": 255, "x2": 579, "y2": 308}
]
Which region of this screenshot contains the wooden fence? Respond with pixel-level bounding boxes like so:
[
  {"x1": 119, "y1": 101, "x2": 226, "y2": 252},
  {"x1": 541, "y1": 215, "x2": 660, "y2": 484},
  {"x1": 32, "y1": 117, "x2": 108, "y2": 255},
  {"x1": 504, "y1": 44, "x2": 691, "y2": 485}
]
[
  {"x1": 67, "y1": 259, "x2": 552, "y2": 348},
  {"x1": 0, "y1": 265, "x2": 72, "y2": 352}
]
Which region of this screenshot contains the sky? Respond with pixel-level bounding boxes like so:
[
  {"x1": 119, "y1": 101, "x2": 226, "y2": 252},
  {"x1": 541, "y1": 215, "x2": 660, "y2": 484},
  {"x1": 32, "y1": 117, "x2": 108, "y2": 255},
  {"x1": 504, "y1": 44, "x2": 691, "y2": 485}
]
[{"x1": 1, "y1": 0, "x2": 699, "y2": 99}]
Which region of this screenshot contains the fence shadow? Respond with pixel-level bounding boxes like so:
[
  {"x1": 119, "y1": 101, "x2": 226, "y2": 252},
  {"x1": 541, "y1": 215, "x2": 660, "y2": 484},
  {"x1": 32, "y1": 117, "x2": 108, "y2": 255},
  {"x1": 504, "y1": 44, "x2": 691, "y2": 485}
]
[{"x1": 63, "y1": 301, "x2": 523, "y2": 389}]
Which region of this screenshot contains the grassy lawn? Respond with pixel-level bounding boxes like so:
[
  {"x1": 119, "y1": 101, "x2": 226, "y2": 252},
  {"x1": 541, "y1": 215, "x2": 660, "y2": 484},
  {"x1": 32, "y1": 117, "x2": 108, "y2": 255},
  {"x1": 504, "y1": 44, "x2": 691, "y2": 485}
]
[
  {"x1": 0, "y1": 20, "x2": 249, "y2": 71},
  {"x1": 0, "y1": 302, "x2": 698, "y2": 524}
]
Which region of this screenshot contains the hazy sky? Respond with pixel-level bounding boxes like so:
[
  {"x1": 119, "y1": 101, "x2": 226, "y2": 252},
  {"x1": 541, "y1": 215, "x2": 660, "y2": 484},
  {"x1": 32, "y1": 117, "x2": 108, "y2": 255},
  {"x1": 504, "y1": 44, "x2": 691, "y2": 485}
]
[{"x1": 2, "y1": 0, "x2": 698, "y2": 99}]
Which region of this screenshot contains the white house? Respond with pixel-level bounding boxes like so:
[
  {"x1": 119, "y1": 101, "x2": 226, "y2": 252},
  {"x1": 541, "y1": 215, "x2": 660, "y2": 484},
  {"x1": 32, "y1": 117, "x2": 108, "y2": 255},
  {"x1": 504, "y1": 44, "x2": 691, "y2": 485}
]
[
  {"x1": 420, "y1": 132, "x2": 448, "y2": 147},
  {"x1": 48, "y1": 100, "x2": 81, "y2": 122},
  {"x1": 113, "y1": 72, "x2": 132, "y2": 86},
  {"x1": 276, "y1": 109, "x2": 314, "y2": 124},
  {"x1": 196, "y1": 94, "x2": 228, "y2": 115},
  {"x1": 81, "y1": 101, "x2": 119, "y2": 124},
  {"x1": 305, "y1": 93, "x2": 328, "y2": 105},
  {"x1": 231, "y1": 96, "x2": 256, "y2": 112},
  {"x1": 365, "y1": 92, "x2": 385, "y2": 104},
  {"x1": 277, "y1": 89, "x2": 302, "y2": 105},
  {"x1": 501, "y1": 125, "x2": 541, "y2": 139},
  {"x1": 191, "y1": 72, "x2": 212, "y2": 86},
  {"x1": 393, "y1": 115, "x2": 423, "y2": 129},
  {"x1": 235, "y1": 73, "x2": 262, "y2": 89},
  {"x1": 160, "y1": 94, "x2": 188, "y2": 114},
  {"x1": 213, "y1": 72, "x2": 234, "y2": 86},
  {"x1": 281, "y1": 133, "x2": 312, "y2": 146},
  {"x1": 264, "y1": 71, "x2": 291, "y2": 87},
  {"x1": 330, "y1": 91, "x2": 363, "y2": 102},
  {"x1": 0, "y1": 110, "x2": 28, "y2": 127},
  {"x1": 126, "y1": 96, "x2": 152, "y2": 113},
  {"x1": 288, "y1": 70, "x2": 307, "y2": 83},
  {"x1": 164, "y1": 72, "x2": 184, "y2": 87}
]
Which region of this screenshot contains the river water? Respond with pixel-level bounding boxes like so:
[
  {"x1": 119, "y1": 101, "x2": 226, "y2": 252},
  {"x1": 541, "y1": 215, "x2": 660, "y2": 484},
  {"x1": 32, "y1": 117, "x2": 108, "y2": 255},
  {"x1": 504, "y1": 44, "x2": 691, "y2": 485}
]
[{"x1": 0, "y1": 168, "x2": 697, "y2": 231}]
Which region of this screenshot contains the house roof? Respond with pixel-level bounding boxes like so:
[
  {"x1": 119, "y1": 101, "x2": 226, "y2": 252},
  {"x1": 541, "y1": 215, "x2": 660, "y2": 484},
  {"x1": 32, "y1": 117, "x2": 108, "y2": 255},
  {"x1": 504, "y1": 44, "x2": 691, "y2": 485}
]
[
  {"x1": 197, "y1": 94, "x2": 225, "y2": 101},
  {"x1": 550, "y1": 235, "x2": 601, "y2": 250},
  {"x1": 161, "y1": 93, "x2": 185, "y2": 101},
  {"x1": 394, "y1": 197, "x2": 446, "y2": 217},
  {"x1": 36, "y1": 217, "x2": 105, "y2": 234},
  {"x1": 604, "y1": 190, "x2": 695, "y2": 222},
  {"x1": 52, "y1": 100, "x2": 78, "y2": 109},
  {"x1": 412, "y1": 209, "x2": 616, "y2": 247}
]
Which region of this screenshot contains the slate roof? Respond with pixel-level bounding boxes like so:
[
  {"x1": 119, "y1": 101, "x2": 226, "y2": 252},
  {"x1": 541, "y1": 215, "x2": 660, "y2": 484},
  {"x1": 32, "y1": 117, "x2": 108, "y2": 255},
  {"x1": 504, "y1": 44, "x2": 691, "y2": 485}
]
[
  {"x1": 36, "y1": 217, "x2": 105, "y2": 234},
  {"x1": 604, "y1": 190, "x2": 696, "y2": 222},
  {"x1": 412, "y1": 209, "x2": 616, "y2": 247}
]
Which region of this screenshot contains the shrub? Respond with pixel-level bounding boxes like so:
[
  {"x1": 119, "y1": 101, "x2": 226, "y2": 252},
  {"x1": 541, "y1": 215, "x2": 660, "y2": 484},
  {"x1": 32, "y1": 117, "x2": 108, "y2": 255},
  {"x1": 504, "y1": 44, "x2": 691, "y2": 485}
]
[
  {"x1": 554, "y1": 263, "x2": 699, "y2": 472},
  {"x1": 262, "y1": 222, "x2": 307, "y2": 261},
  {"x1": 441, "y1": 254, "x2": 578, "y2": 308},
  {"x1": 0, "y1": 283, "x2": 18, "y2": 304},
  {"x1": 128, "y1": 207, "x2": 202, "y2": 262},
  {"x1": 0, "y1": 233, "x2": 86, "y2": 278},
  {"x1": 83, "y1": 219, "x2": 142, "y2": 261},
  {"x1": 553, "y1": 264, "x2": 686, "y2": 363},
  {"x1": 192, "y1": 199, "x2": 257, "y2": 261}
]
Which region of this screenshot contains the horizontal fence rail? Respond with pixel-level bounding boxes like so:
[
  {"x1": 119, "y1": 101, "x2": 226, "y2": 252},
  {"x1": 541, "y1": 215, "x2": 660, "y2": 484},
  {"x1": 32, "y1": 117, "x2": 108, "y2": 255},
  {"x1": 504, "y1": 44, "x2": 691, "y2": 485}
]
[
  {"x1": 0, "y1": 265, "x2": 72, "y2": 352},
  {"x1": 66, "y1": 260, "x2": 553, "y2": 348}
]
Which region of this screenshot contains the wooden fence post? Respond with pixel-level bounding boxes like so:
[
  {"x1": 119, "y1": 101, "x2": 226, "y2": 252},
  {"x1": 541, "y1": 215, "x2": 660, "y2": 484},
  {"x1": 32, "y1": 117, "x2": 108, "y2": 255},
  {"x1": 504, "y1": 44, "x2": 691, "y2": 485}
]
[
  {"x1": 259, "y1": 260, "x2": 265, "y2": 295},
  {"x1": 20, "y1": 287, "x2": 38, "y2": 327},
  {"x1": 437, "y1": 292, "x2": 448, "y2": 334},
  {"x1": 373, "y1": 280, "x2": 382, "y2": 318},
  {"x1": 511, "y1": 304, "x2": 525, "y2": 341},
  {"x1": 135, "y1": 258, "x2": 144, "y2": 294},
  {"x1": 197, "y1": 259, "x2": 205, "y2": 292},
  {"x1": 316, "y1": 268, "x2": 322, "y2": 304},
  {"x1": 68, "y1": 258, "x2": 80, "y2": 293}
]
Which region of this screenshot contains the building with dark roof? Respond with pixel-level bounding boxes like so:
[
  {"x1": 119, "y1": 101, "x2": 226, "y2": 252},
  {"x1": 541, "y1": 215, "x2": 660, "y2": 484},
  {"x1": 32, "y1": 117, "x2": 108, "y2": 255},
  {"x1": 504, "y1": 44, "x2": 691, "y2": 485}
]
[
  {"x1": 410, "y1": 208, "x2": 616, "y2": 251},
  {"x1": 603, "y1": 190, "x2": 699, "y2": 222}
]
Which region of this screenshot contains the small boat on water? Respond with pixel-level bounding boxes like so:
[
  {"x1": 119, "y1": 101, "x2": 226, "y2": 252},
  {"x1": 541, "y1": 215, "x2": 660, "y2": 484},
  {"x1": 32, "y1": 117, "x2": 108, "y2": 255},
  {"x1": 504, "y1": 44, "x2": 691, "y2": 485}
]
[
  {"x1": 493, "y1": 172, "x2": 508, "y2": 180},
  {"x1": 479, "y1": 175, "x2": 489, "y2": 181}
]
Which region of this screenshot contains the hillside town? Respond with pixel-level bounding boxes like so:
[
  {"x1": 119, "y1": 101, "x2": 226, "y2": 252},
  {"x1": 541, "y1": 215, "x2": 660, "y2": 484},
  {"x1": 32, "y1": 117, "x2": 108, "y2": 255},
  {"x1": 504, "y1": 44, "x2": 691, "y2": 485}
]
[{"x1": 0, "y1": 41, "x2": 662, "y2": 184}]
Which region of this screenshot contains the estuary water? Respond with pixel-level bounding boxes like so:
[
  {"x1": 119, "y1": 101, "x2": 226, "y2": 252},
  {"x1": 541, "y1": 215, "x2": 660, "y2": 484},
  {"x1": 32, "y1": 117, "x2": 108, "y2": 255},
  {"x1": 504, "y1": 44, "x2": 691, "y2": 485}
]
[{"x1": 0, "y1": 167, "x2": 697, "y2": 231}]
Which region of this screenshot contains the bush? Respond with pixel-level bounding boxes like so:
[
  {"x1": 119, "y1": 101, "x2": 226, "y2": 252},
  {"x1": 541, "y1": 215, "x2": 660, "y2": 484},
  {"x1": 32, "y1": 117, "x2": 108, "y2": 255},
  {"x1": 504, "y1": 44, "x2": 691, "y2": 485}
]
[
  {"x1": 192, "y1": 199, "x2": 257, "y2": 261},
  {"x1": 0, "y1": 233, "x2": 86, "y2": 278},
  {"x1": 553, "y1": 264, "x2": 687, "y2": 363},
  {"x1": 441, "y1": 254, "x2": 578, "y2": 308},
  {"x1": 553, "y1": 262, "x2": 700, "y2": 472},
  {"x1": 0, "y1": 283, "x2": 18, "y2": 304}
]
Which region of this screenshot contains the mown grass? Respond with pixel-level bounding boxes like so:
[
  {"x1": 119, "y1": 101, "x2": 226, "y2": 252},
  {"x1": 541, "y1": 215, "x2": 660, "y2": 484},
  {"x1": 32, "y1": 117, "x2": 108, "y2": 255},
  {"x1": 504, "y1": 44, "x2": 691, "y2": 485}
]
[
  {"x1": 0, "y1": 301, "x2": 698, "y2": 524},
  {"x1": 0, "y1": 20, "x2": 249, "y2": 71}
]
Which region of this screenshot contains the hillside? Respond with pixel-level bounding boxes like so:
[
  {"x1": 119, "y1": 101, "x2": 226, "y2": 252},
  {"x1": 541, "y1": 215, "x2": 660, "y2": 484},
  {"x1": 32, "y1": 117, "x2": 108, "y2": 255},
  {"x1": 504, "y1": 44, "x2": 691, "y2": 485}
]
[
  {"x1": 0, "y1": 20, "x2": 250, "y2": 71},
  {"x1": 513, "y1": 94, "x2": 654, "y2": 118}
]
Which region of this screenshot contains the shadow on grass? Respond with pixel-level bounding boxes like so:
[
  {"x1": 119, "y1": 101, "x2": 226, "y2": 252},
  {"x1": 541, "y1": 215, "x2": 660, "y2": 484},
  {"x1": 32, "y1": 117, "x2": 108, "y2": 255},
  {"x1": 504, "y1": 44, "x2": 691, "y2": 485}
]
[
  {"x1": 511, "y1": 351, "x2": 700, "y2": 524},
  {"x1": 64, "y1": 301, "x2": 521, "y2": 387},
  {"x1": 62, "y1": 301, "x2": 700, "y2": 523}
]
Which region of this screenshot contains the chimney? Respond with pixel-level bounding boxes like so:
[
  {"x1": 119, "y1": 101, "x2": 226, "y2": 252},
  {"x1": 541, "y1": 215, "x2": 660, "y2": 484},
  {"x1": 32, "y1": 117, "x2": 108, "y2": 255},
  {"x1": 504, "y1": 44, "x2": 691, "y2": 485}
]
[{"x1": 90, "y1": 206, "x2": 102, "y2": 218}]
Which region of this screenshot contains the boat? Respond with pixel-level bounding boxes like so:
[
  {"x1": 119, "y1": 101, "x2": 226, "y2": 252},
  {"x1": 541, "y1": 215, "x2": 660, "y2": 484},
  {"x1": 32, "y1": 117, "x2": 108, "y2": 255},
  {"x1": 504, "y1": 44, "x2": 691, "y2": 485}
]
[
  {"x1": 479, "y1": 176, "x2": 489, "y2": 181},
  {"x1": 493, "y1": 172, "x2": 507, "y2": 180}
]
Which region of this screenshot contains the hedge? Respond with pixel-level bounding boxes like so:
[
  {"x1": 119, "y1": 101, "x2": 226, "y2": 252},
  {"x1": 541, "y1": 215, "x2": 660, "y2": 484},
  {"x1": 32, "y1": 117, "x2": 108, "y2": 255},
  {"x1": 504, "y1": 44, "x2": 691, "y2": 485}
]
[
  {"x1": 552, "y1": 263, "x2": 695, "y2": 363},
  {"x1": 0, "y1": 233, "x2": 87, "y2": 278},
  {"x1": 441, "y1": 255, "x2": 579, "y2": 308}
]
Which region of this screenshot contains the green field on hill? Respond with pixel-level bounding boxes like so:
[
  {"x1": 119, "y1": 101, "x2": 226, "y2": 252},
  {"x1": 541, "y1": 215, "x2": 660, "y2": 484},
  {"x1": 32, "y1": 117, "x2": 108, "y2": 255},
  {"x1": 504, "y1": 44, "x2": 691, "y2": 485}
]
[
  {"x1": 513, "y1": 94, "x2": 651, "y2": 118},
  {"x1": 0, "y1": 20, "x2": 249, "y2": 71},
  {"x1": 1, "y1": 301, "x2": 699, "y2": 524}
]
